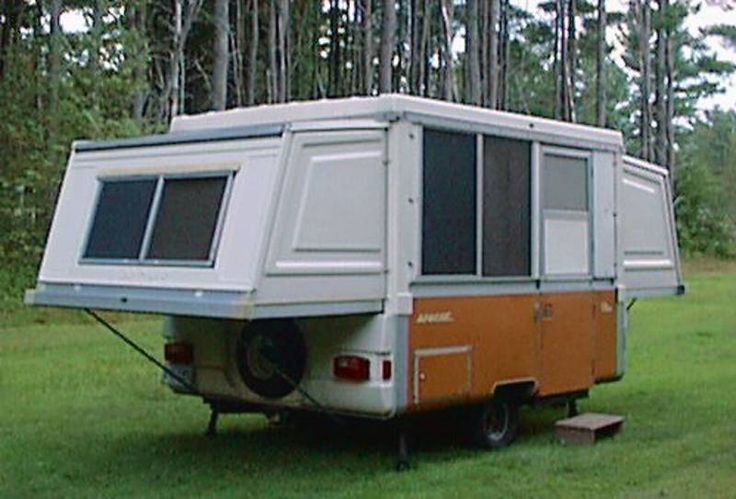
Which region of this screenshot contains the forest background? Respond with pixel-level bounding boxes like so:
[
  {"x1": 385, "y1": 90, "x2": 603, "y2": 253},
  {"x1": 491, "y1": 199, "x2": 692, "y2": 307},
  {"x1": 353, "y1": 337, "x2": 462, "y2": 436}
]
[{"x1": 1, "y1": 0, "x2": 735, "y2": 307}]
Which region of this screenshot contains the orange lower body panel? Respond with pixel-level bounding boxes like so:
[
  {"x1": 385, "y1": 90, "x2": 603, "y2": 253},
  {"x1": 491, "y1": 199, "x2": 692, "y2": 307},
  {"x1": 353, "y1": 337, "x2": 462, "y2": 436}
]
[{"x1": 408, "y1": 290, "x2": 617, "y2": 411}]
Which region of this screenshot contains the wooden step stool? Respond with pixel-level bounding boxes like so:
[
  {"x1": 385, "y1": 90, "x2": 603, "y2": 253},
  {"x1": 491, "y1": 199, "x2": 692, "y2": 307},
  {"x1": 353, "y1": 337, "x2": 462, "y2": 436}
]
[{"x1": 555, "y1": 413, "x2": 624, "y2": 445}]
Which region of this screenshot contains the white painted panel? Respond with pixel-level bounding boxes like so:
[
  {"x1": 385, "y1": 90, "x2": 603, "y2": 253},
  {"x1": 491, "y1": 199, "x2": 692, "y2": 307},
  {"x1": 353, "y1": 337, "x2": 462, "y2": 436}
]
[
  {"x1": 593, "y1": 151, "x2": 615, "y2": 278},
  {"x1": 544, "y1": 217, "x2": 590, "y2": 275},
  {"x1": 293, "y1": 151, "x2": 384, "y2": 252},
  {"x1": 621, "y1": 156, "x2": 682, "y2": 296},
  {"x1": 266, "y1": 130, "x2": 386, "y2": 276},
  {"x1": 256, "y1": 128, "x2": 387, "y2": 307},
  {"x1": 37, "y1": 138, "x2": 282, "y2": 292}
]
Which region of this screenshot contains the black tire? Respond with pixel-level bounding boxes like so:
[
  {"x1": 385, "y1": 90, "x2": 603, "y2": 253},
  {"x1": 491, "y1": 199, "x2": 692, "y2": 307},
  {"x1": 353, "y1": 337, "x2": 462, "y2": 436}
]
[
  {"x1": 472, "y1": 399, "x2": 520, "y2": 449},
  {"x1": 236, "y1": 319, "x2": 306, "y2": 399}
]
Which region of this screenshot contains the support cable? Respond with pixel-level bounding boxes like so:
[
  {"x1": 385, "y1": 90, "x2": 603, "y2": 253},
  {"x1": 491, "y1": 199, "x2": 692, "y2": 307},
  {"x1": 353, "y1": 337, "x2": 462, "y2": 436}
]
[{"x1": 84, "y1": 309, "x2": 200, "y2": 395}]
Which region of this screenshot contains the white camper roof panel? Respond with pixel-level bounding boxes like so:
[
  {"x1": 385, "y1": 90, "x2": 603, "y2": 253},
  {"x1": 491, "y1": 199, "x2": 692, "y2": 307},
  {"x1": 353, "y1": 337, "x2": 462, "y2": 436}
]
[{"x1": 171, "y1": 94, "x2": 623, "y2": 152}]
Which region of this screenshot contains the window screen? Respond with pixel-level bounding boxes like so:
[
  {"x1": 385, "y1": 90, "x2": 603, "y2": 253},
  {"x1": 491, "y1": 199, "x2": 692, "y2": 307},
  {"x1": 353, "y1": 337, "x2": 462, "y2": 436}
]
[
  {"x1": 483, "y1": 136, "x2": 531, "y2": 277},
  {"x1": 84, "y1": 179, "x2": 157, "y2": 259},
  {"x1": 147, "y1": 176, "x2": 228, "y2": 261},
  {"x1": 422, "y1": 128, "x2": 476, "y2": 275},
  {"x1": 543, "y1": 154, "x2": 588, "y2": 211}
]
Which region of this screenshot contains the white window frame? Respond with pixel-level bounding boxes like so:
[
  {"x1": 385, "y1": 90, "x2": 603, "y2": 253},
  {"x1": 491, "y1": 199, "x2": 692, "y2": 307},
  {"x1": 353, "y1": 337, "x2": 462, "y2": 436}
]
[
  {"x1": 540, "y1": 145, "x2": 593, "y2": 279},
  {"x1": 79, "y1": 170, "x2": 235, "y2": 268}
]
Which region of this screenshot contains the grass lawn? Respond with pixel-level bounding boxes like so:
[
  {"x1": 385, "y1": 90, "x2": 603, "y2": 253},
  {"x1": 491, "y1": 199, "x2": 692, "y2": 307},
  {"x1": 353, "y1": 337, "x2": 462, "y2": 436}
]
[{"x1": 1, "y1": 265, "x2": 735, "y2": 498}]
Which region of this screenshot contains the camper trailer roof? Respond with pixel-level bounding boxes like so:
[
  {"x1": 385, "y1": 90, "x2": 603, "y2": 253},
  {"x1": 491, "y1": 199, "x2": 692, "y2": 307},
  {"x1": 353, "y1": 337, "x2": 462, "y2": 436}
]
[
  {"x1": 75, "y1": 95, "x2": 623, "y2": 153},
  {"x1": 172, "y1": 94, "x2": 622, "y2": 148}
]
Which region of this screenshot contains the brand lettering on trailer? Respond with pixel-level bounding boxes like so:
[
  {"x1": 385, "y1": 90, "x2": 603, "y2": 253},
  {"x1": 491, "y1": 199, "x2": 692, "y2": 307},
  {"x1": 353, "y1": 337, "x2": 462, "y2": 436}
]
[{"x1": 415, "y1": 311, "x2": 454, "y2": 324}]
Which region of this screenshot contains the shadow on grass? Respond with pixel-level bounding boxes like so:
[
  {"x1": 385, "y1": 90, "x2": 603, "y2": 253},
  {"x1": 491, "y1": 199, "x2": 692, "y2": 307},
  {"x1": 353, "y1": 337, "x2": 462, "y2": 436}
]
[{"x1": 92, "y1": 406, "x2": 565, "y2": 482}]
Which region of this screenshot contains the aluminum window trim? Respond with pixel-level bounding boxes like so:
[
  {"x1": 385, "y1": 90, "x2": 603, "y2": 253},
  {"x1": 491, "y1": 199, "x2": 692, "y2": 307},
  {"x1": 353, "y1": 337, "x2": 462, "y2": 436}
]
[
  {"x1": 79, "y1": 170, "x2": 236, "y2": 268},
  {"x1": 78, "y1": 176, "x2": 159, "y2": 263},
  {"x1": 419, "y1": 127, "x2": 478, "y2": 277},
  {"x1": 539, "y1": 145, "x2": 593, "y2": 277},
  {"x1": 138, "y1": 176, "x2": 165, "y2": 260}
]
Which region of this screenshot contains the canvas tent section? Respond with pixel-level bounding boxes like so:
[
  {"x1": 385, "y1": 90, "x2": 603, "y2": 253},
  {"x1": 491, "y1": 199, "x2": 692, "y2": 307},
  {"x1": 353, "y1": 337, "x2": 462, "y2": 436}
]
[{"x1": 620, "y1": 156, "x2": 683, "y2": 298}]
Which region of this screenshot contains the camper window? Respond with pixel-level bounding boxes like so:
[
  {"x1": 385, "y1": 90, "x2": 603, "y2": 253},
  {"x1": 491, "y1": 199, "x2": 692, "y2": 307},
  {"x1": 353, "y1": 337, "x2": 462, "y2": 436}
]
[
  {"x1": 147, "y1": 177, "x2": 228, "y2": 261},
  {"x1": 482, "y1": 135, "x2": 532, "y2": 277},
  {"x1": 83, "y1": 179, "x2": 157, "y2": 260},
  {"x1": 82, "y1": 173, "x2": 231, "y2": 266},
  {"x1": 541, "y1": 150, "x2": 591, "y2": 275},
  {"x1": 421, "y1": 128, "x2": 477, "y2": 275}
]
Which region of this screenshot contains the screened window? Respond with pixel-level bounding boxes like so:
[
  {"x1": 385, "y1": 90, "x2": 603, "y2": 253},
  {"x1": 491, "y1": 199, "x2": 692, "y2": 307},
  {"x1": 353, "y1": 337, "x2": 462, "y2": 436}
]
[
  {"x1": 482, "y1": 136, "x2": 531, "y2": 277},
  {"x1": 83, "y1": 173, "x2": 231, "y2": 266},
  {"x1": 148, "y1": 177, "x2": 228, "y2": 261},
  {"x1": 422, "y1": 128, "x2": 476, "y2": 275},
  {"x1": 84, "y1": 179, "x2": 157, "y2": 260}
]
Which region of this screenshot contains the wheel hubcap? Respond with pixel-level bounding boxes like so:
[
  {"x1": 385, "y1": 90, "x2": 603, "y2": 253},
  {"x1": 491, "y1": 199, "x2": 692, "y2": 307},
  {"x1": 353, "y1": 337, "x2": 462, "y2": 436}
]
[{"x1": 486, "y1": 404, "x2": 509, "y2": 441}]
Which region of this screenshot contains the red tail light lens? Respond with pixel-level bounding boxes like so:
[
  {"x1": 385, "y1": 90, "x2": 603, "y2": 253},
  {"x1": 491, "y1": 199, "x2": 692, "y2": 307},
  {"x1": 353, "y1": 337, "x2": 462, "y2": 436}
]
[
  {"x1": 382, "y1": 360, "x2": 392, "y2": 381},
  {"x1": 333, "y1": 355, "x2": 370, "y2": 381},
  {"x1": 165, "y1": 342, "x2": 194, "y2": 365}
]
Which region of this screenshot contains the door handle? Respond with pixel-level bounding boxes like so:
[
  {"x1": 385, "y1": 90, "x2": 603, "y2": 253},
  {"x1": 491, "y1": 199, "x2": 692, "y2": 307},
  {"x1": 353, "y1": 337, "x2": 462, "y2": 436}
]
[{"x1": 535, "y1": 302, "x2": 554, "y2": 322}]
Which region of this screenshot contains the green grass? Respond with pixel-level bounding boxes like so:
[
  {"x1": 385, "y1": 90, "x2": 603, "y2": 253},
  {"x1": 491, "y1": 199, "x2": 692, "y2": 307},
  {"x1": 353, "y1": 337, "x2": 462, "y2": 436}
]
[{"x1": 1, "y1": 267, "x2": 735, "y2": 498}]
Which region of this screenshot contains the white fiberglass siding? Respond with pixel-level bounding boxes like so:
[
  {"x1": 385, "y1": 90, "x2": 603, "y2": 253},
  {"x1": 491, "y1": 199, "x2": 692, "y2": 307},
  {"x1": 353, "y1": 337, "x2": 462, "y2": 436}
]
[
  {"x1": 620, "y1": 156, "x2": 683, "y2": 297},
  {"x1": 37, "y1": 137, "x2": 282, "y2": 293}
]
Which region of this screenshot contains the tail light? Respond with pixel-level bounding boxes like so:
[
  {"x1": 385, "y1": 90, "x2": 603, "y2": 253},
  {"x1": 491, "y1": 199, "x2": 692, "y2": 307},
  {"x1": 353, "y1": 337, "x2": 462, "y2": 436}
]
[
  {"x1": 333, "y1": 355, "x2": 370, "y2": 381},
  {"x1": 382, "y1": 359, "x2": 392, "y2": 381},
  {"x1": 165, "y1": 342, "x2": 194, "y2": 365}
]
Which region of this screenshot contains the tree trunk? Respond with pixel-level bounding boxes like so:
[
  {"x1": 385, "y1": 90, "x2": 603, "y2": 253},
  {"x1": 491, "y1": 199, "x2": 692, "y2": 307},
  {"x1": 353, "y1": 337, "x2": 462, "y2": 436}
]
[
  {"x1": 328, "y1": 0, "x2": 339, "y2": 96},
  {"x1": 410, "y1": 0, "x2": 420, "y2": 94},
  {"x1": 419, "y1": 0, "x2": 430, "y2": 96},
  {"x1": 498, "y1": 0, "x2": 509, "y2": 110},
  {"x1": 553, "y1": 0, "x2": 561, "y2": 118},
  {"x1": 639, "y1": 0, "x2": 652, "y2": 161},
  {"x1": 379, "y1": 0, "x2": 395, "y2": 93},
  {"x1": 49, "y1": 0, "x2": 62, "y2": 125},
  {"x1": 489, "y1": 0, "x2": 500, "y2": 108},
  {"x1": 439, "y1": 0, "x2": 456, "y2": 101},
  {"x1": 247, "y1": 0, "x2": 259, "y2": 106},
  {"x1": 268, "y1": 0, "x2": 277, "y2": 102},
  {"x1": 90, "y1": 1, "x2": 103, "y2": 78},
  {"x1": 166, "y1": 0, "x2": 203, "y2": 119},
  {"x1": 665, "y1": 12, "x2": 675, "y2": 174},
  {"x1": 212, "y1": 0, "x2": 229, "y2": 110},
  {"x1": 566, "y1": 0, "x2": 576, "y2": 121},
  {"x1": 655, "y1": 0, "x2": 667, "y2": 164},
  {"x1": 363, "y1": 0, "x2": 374, "y2": 94},
  {"x1": 1, "y1": 1, "x2": 27, "y2": 82},
  {"x1": 596, "y1": 0, "x2": 607, "y2": 127},
  {"x1": 168, "y1": 0, "x2": 183, "y2": 118},
  {"x1": 277, "y1": 0, "x2": 289, "y2": 102},
  {"x1": 560, "y1": 0, "x2": 570, "y2": 120},
  {"x1": 467, "y1": 0, "x2": 481, "y2": 105},
  {"x1": 131, "y1": 2, "x2": 147, "y2": 120},
  {"x1": 393, "y1": 0, "x2": 404, "y2": 92},
  {"x1": 234, "y1": 0, "x2": 245, "y2": 106}
]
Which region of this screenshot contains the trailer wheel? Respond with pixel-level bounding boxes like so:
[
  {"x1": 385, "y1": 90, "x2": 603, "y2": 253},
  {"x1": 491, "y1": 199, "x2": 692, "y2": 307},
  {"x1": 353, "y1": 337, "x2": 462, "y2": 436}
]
[
  {"x1": 236, "y1": 320, "x2": 306, "y2": 399},
  {"x1": 472, "y1": 399, "x2": 520, "y2": 449}
]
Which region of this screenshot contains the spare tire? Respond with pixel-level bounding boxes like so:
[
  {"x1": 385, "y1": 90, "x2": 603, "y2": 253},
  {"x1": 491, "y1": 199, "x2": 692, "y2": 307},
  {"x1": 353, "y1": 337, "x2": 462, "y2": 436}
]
[{"x1": 236, "y1": 319, "x2": 306, "y2": 399}]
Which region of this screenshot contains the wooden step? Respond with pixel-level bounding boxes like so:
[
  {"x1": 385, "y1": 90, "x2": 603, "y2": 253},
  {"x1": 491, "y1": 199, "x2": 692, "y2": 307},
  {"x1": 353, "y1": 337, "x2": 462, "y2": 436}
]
[{"x1": 555, "y1": 413, "x2": 624, "y2": 445}]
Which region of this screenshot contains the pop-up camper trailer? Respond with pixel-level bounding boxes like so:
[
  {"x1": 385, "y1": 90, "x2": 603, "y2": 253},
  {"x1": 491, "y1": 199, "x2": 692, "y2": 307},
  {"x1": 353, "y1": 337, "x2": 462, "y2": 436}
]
[{"x1": 26, "y1": 95, "x2": 683, "y2": 448}]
